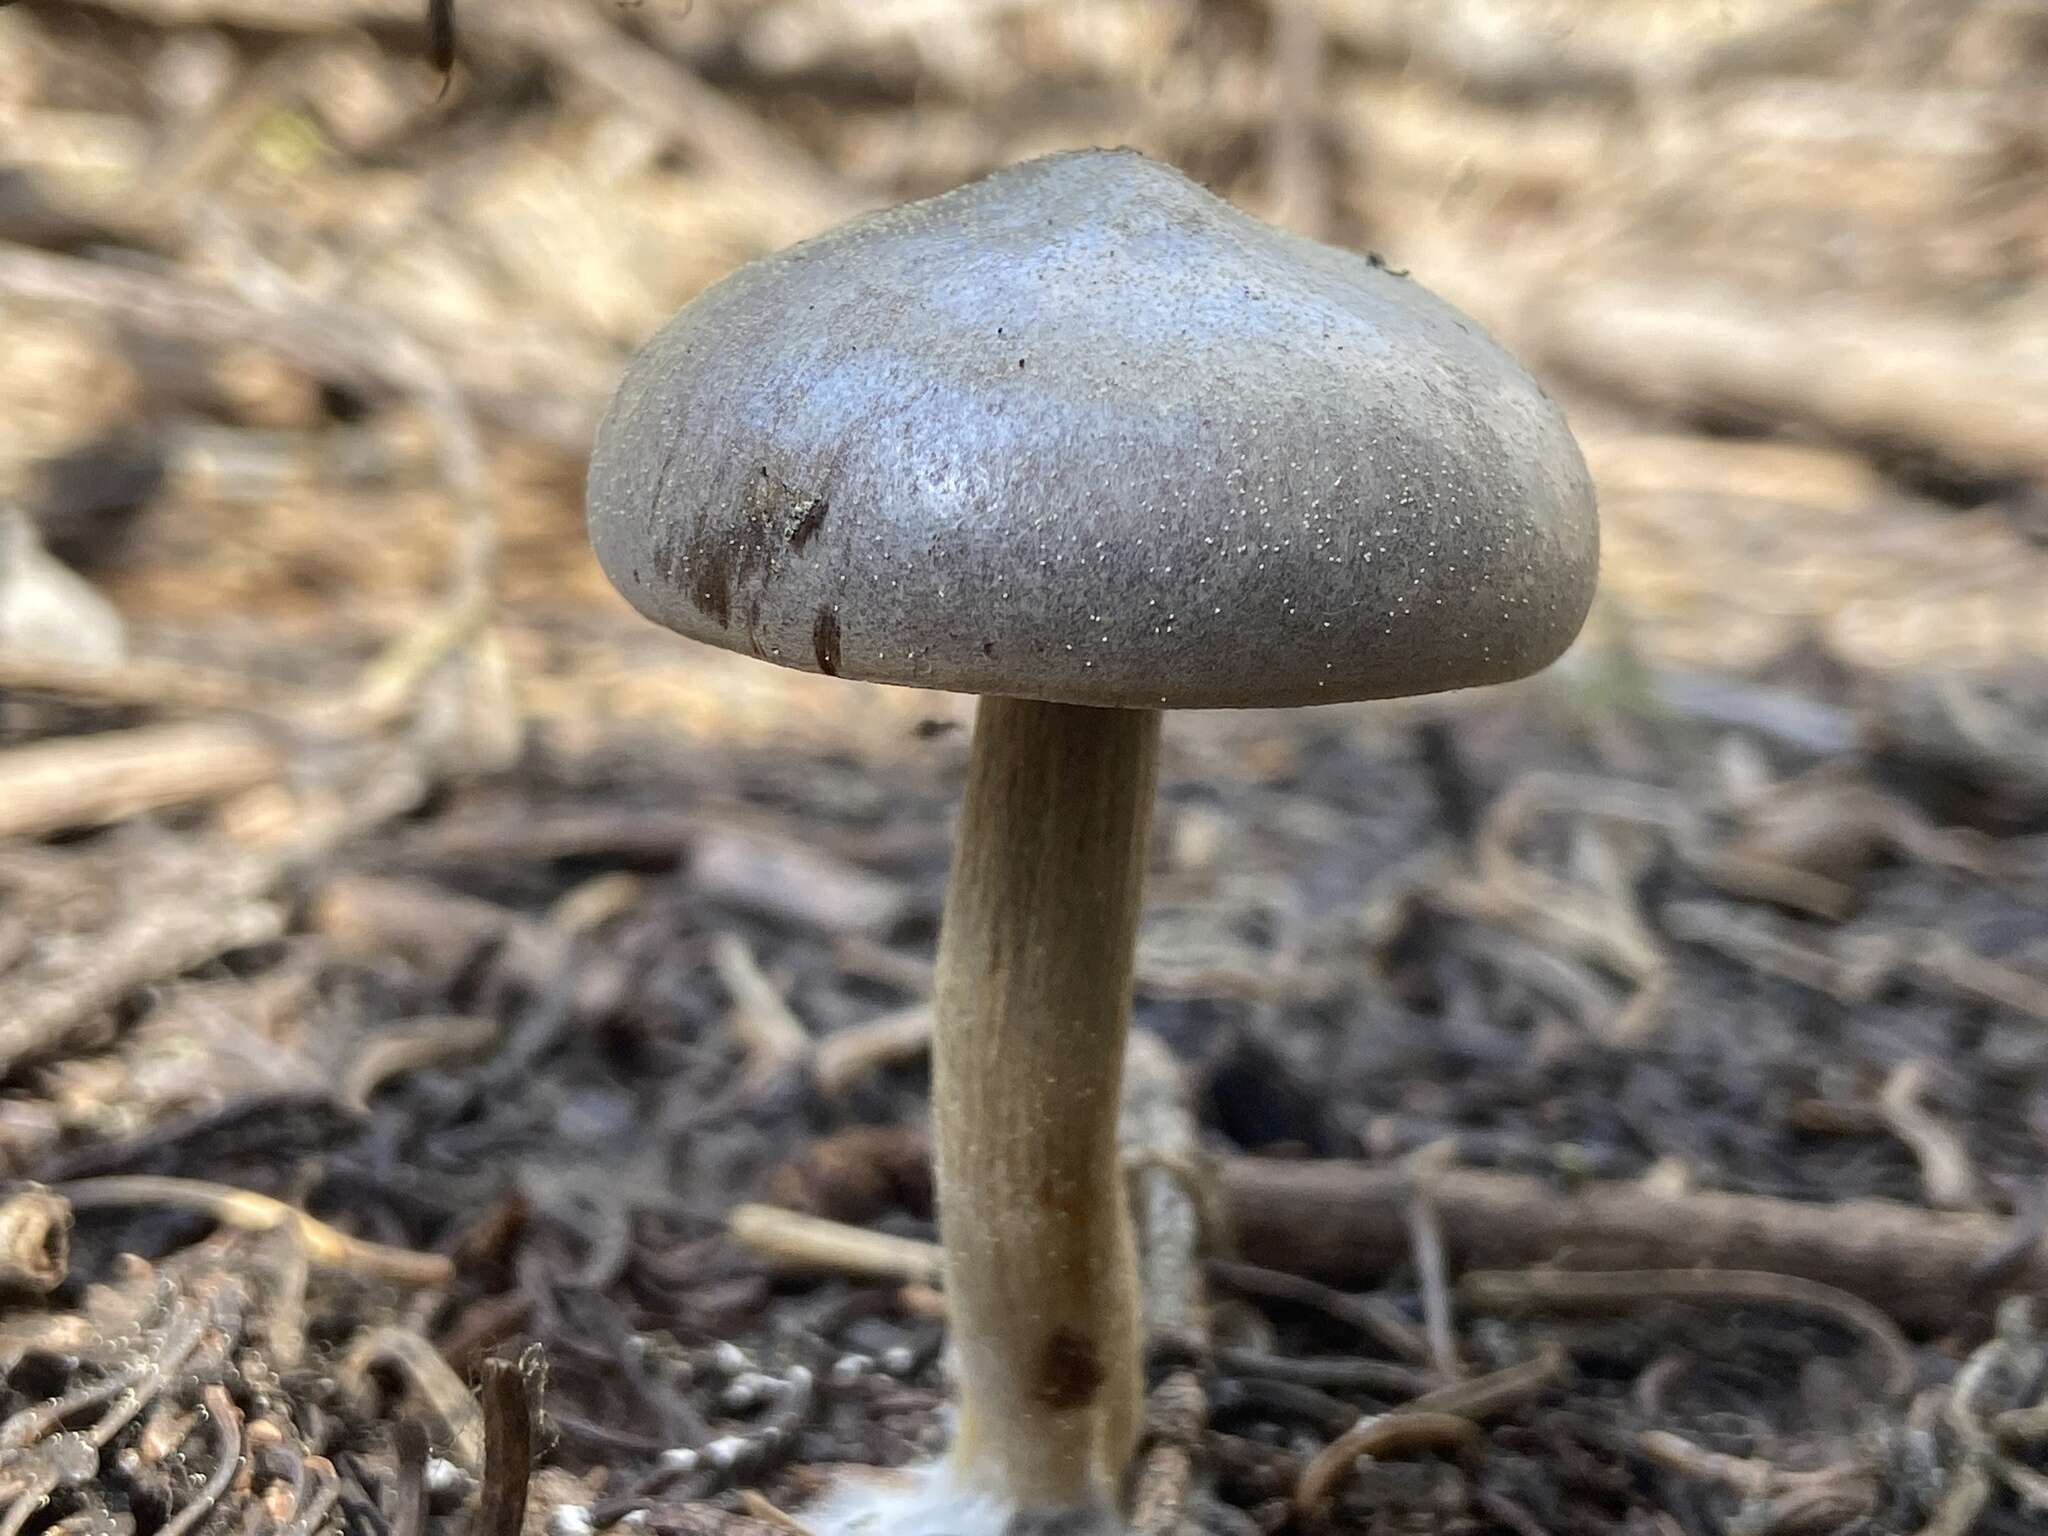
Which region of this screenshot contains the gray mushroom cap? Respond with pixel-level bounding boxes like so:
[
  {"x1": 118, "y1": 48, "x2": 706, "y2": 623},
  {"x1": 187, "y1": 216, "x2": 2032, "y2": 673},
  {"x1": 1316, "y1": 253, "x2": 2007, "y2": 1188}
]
[{"x1": 586, "y1": 149, "x2": 1597, "y2": 710}]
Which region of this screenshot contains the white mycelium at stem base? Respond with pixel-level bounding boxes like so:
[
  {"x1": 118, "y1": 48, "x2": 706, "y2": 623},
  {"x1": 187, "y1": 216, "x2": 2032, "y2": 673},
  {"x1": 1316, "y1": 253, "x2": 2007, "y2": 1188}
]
[{"x1": 933, "y1": 695, "x2": 1160, "y2": 1516}]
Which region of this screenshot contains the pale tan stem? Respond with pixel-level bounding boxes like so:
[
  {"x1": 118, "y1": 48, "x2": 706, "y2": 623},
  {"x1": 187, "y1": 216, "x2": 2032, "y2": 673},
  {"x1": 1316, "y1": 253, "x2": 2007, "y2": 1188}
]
[{"x1": 933, "y1": 697, "x2": 1159, "y2": 1515}]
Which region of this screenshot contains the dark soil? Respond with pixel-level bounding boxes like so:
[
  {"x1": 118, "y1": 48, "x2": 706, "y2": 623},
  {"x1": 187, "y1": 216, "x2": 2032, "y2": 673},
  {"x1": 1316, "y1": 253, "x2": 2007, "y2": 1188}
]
[{"x1": 7, "y1": 651, "x2": 2048, "y2": 1536}]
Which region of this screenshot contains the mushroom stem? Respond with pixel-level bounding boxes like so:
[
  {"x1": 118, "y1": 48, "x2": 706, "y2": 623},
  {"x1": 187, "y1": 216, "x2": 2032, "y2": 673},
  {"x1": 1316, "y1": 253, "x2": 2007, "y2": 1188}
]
[{"x1": 933, "y1": 696, "x2": 1160, "y2": 1514}]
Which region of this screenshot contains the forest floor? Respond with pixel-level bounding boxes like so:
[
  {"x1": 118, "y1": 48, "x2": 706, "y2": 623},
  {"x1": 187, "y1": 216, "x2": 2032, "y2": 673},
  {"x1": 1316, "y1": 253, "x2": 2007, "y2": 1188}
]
[{"x1": 3, "y1": 2, "x2": 2048, "y2": 1534}]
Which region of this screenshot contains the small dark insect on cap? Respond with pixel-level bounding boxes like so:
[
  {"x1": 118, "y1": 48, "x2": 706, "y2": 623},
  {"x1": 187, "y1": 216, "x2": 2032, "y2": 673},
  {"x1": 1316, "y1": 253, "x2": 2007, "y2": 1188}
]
[{"x1": 587, "y1": 149, "x2": 1598, "y2": 709}]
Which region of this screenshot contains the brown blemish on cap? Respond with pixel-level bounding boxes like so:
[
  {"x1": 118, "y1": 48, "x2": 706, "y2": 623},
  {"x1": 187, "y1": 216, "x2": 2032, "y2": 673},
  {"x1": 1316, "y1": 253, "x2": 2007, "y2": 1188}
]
[
  {"x1": 789, "y1": 495, "x2": 830, "y2": 552},
  {"x1": 812, "y1": 607, "x2": 842, "y2": 676},
  {"x1": 679, "y1": 468, "x2": 829, "y2": 631},
  {"x1": 1036, "y1": 1326, "x2": 1103, "y2": 1411}
]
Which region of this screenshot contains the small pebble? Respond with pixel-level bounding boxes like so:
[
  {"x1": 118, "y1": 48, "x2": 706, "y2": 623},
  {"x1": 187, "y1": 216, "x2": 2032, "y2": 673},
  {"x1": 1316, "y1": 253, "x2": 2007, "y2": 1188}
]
[{"x1": 423, "y1": 1457, "x2": 469, "y2": 1495}]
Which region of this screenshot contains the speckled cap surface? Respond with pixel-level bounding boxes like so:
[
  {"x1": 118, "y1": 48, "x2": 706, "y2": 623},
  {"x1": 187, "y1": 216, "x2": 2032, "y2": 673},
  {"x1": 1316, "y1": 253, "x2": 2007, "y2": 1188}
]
[{"x1": 586, "y1": 149, "x2": 1597, "y2": 709}]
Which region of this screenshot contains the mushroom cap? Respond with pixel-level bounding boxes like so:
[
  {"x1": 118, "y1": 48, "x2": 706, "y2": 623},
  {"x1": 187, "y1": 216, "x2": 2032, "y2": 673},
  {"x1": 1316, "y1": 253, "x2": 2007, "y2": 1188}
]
[{"x1": 586, "y1": 149, "x2": 1597, "y2": 709}]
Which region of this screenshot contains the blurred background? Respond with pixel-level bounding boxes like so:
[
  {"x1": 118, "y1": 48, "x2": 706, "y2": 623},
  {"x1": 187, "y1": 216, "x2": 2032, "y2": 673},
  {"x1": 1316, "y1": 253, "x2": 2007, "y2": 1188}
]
[{"x1": 5, "y1": 0, "x2": 2046, "y2": 755}]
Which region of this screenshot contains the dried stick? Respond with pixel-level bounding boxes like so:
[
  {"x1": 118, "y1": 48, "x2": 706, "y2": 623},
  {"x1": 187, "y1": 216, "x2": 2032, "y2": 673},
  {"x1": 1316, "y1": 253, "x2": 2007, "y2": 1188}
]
[
  {"x1": 338, "y1": 1014, "x2": 503, "y2": 1114},
  {"x1": 60, "y1": 1177, "x2": 454, "y2": 1287},
  {"x1": 726, "y1": 1203, "x2": 943, "y2": 1286},
  {"x1": 811, "y1": 1004, "x2": 934, "y2": 1096},
  {"x1": 475, "y1": 1357, "x2": 535, "y2": 1536},
  {"x1": 0, "y1": 651, "x2": 310, "y2": 719},
  {"x1": 711, "y1": 933, "x2": 811, "y2": 1086},
  {"x1": 1638, "y1": 1429, "x2": 1872, "y2": 1506},
  {"x1": 1222, "y1": 1158, "x2": 2043, "y2": 1331},
  {"x1": 1669, "y1": 902, "x2": 2048, "y2": 1024},
  {"x1": 1879, "y1": 1062, "x2": 1978, "y2": 1210},
  {"x1": 392, "y1": 1422, "x2": 430, "y2": 1536},
  {"x1": 157, "y1": 1385, "x2": 242, "y2": 1536},
  {"x1": 1529, "y1": 279, "x2": 2048, "y2": 482},
  {"x1": 0, "y1": 887, "x2": 283, "y2": 1075},
  {"x1": 0, "y1": 1187, "x2": 70, "y2": 1295},
  {"x1": 1291, "y1": 1350, "x2": 1565, "y2": 1517},
  {"x1": 1311, "y1": 0, "x2": 1855, "y2": 103},
  {"x1": 1461, "y1": 1269, "x2": 1913, "y2": 1402},
  {"x1": 340, "y1": 1327, "x2": 487, "y2": 1472},
  {"x1": 1208, "y1": 1257, "x2": 1431, "y2": 1366},
  {"x1": 0, "y1": 721, "x2": 285, "y2": 841},
  {"x1": 1406, "y1": 1182, "x2": 1460, "y2": 1382},
  {"x1": 1121, "y1": 1031, "x2": 1210, "y2": 1536}
]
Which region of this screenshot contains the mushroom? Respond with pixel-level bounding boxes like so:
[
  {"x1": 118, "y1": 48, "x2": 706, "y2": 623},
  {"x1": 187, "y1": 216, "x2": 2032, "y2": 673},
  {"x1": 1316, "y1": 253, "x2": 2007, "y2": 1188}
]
[{"x1": 586, "y1": 149, "x2": 1597, "y2": 1530}]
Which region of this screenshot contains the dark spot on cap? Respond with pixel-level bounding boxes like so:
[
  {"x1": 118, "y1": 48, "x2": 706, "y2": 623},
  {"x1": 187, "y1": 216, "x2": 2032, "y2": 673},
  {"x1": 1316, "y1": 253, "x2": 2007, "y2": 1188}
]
[
  {"x1": 1036, "y1": 1327, "x2": 1103, "y2": 1412},
  {"x1": 788, "y1": 496, "x2": 829, "y2": 552},
  {"x1": 692, "y1": 541, "x2": 734, "y2": 627},
  {"x1": 685, "y1": 468, "x2": 828, "y2": 630},
  {"x1": 813, "y1": 607, "x2": 842, "y2": 676}
]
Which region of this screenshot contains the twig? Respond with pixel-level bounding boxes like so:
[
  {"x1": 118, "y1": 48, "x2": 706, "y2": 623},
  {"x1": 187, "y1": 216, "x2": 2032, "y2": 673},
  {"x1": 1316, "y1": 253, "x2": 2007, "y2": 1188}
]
[
  {"x1": 1208, "y1": 1257, "x2": 1432, "y2": 1366},
  {"x1": 278, "y1": 1460, "x2": 341, "y2": 1536},
  {"x1": 1372, "y1": 842, "x2": 1669, "y2": 1045},
  {"x1": 726, "y1": 1204, "x2": 943, "y2": 1286},
  {"x1": 156, "y1": 1386, "x2": 241, "y2": 1536},
  {"x1": 811, "y1": 1004, "x2": 934, "y2": 1096},
  {"x1": 0, "y1": 1186, "x2": 69, "y2": 1295},
  {"x1": 1123, "y1": 1030, "x2": 1208, "y2": 1347},
  {"x1": 1460, "y1": 1268, "x2": 1914, "y2": 1403},
  {"x1": 0, "y1": 1290, "x2": 211, "y2": 1451},
  {"x1": 712, "y1": 933, "x2": 811, "y2": 1086},
  {"x1": 1879, "y1": 1061, "x2": 1978, "y2": 1209},
  {"x1": 475, "y1": 1356, "x2": 535, "y2": 1536},
  {"x1": 0, "y1": 721, "x2": 286, "y2": 841},
  {"x1": 340, "y1": 1328, "x2": 487, "y2": 1473},
  {"x1": 1914, "y1": 1462, "x2": 1993, "y2": 1536},
  {"x1": 60, "y1": 1177, "x2": 455, "y2": 1287},
  {"x1": 1130, "y1": 1371, "x2": 1209, "y2": 1536},
  {"x1": 1294, "y1": 1413, "x2": 1481, "y2": 1515},
  {"x1": 313, "y1": 872, "x2": 565, "y2": 987},
  {"x1": 1407, "y1": 1181, "x2": 1461, "y2": 1382},
  {"x1": 339, "y1": 1014, "x2": 503, "y2": 1114},
  {"x1": 392, "y1": 1422, "x2": 430, "y2": 1536},
  {"x1": 0, "y1": 875, "x2": 284, "y2": 1075},
  {"x1": 1222, "y1": 1157, "x2": 2041, "y2": 1331},
  {"x1": 1669, "y1": 902, "x2": 2048, "y2": 1024},
  {"x1": 691, "y1": 827, "x2": 909, "y2": 937},
  {"x1": 1311, "y1": 0, "x2": 1856, "y2": 103},
  {"x1": 1292, "y1": 1350, "x2": 1565, "y2": 1518},
  {"x1": 830, "y1": 937, "x2": 936, "y2": 996},
  {"x1": 1638, "y1": 1428, "x2": 1871, "y2": 1504},
  {"x1": 0, "y1": 650, "x2": 312, "y2": 719},
  {"x1": 259, "y1": 1225, "x2": 312, "y2": 1371},
  {"x1": 1213, "y1": 1348, "x2": 1435, "y2": 1398},
  {"x1": 1528, "y1": 278, "x2": 2048, "y2": 482},
  {"x1": 1121, "y1": 1031, "x2": 1212, "y2": 1535}
]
